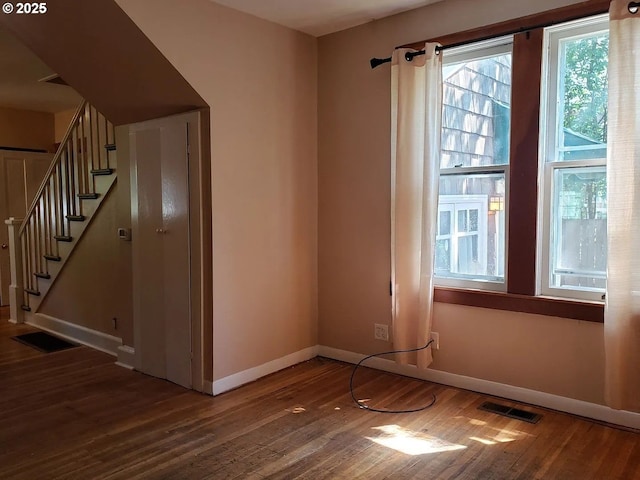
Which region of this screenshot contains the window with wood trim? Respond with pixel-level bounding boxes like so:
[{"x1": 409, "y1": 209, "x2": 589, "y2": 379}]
[{"x1": 427, "y1": 2, "x2": 611, "y2": 322}]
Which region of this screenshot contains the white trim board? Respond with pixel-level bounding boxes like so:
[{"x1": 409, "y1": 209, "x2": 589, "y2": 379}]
[
  {"x1": 318, "y1": 345, "x2": 640, "y2": 430},
  {"x1": 203, "y1": 381, "x2": 214, "y2": 396},
  {"x1": 116, "y1": 345, "x2": 135, "y2": 369},
  {"x1": 28, "y1": 313, "x2": 121, "y2": 357},
  {"x1": 212, "y1": 345, "x2": 319, "y2": 395}
]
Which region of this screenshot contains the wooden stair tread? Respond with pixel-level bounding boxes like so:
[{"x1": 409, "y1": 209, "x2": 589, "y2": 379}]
[
  {"x1": 14, "y1": 102, "x2": 117, "y2": 316},
  {"x1": 91, "y1": 168, "x2": 114, "y2": 176},
  {"x1": 77, "y1": 193, "x2": 100, "y2": 200}
]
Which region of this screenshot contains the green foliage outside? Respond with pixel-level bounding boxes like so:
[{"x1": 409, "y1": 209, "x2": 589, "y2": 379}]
[
  {"x1": 562, "y1": 33, "x2": 609, "y2": 143},
  {"x1": 560, "y1": 32, "x2": 608, "y2": 220}
]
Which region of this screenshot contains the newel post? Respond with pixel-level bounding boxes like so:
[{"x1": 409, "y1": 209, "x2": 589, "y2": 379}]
[{"x1": 5, "y1": 218, "x2": 24, "y2": 324}]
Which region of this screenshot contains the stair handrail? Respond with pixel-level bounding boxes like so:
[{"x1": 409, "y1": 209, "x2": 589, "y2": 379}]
[
  {"x1": 18, "y1": 99, "x2": 87, "y2": 236},
  {"x1": 10, "y1": 99, "x2": 116, "y2": 316}
]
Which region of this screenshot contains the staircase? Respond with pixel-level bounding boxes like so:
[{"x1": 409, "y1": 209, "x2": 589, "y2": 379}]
[{"x1": 7, "y1": 101, "x2": 117, "y2": 319}]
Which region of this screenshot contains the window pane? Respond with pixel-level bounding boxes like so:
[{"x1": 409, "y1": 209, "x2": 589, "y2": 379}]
[
  {"x1": 441, "y1": 53, "x2": 512, "y2": 168},
  {"x1": 458, "y1": 209, "x2": 468, "y2": 232},
  {"x1": 437, "y1": 173, "x2": 506, "y2": 282},
  {"x1": 458, "y1": 235, "x2": 480, "y2": 273},
  {"x1": 469, "y1": 210, "x2": 478, "y2": 231},
  {"x1": 556, "y1": 31, "x2": 608, "y2": 161},
  {"x1": 439, "y1": 211, "x2": 451, "y2": 236},
  {"x1": 435, "y1": 239, "x2": 451, "y2": 273},
  {"x1": 551, "y1": 167, "x2": 607, "y2": 290}
]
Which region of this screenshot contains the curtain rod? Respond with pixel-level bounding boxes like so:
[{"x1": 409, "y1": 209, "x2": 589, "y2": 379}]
[{"x1": 369, "y1": 1, "x2": 638, "y2": 69}]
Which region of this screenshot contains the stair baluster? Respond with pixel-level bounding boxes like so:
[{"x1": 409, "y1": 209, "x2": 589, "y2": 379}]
[{"x1": 9, "y1": 101, "x2": 116, "y2": 315}]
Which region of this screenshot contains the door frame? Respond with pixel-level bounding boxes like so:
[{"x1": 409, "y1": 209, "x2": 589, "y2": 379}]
[{"x1": 128, "y1": 109, "x2": 212, "y2": 393}]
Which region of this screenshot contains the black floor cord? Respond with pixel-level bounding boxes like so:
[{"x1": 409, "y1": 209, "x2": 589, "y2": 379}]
[{"x1": 349, "y1": 339, "x2": 437, "y2": 413}]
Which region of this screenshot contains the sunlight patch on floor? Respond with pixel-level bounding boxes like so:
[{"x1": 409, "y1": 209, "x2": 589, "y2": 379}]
[
  {"x1": 287, "y1": 406, "x2": 306, "y2": 414},
  {"x1": 455, "y1": 415, "x2": 533, "y2": 443},
  {"x1": 469, "y1": 419, "x2": 487, "y2": 426},
  {"x1": 367, "y1": 425, "x2": 467, "y2": 456},
  {"x1": 468, "y1": 434, "x2": 517, "y2": 445},
  {"x1": 469, "y1": 436, "x2": 497, "y2": 445}
]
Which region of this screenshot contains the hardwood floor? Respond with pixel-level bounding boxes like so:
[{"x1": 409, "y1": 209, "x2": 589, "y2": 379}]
[{"x1": 1, "y1": 308, "x2": 638, "y2": 479}]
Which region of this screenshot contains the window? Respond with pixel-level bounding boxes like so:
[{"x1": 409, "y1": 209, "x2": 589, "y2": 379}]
[
  {"x1": 428, "y1": 4, "x2": 609, "y2": 320},
  {"x1": 540, "y1": 15, "x2": 608, "y2": 301},
  {"x1": 436, "y1": 195, "x2": 489, "y2": 278},
  {"x1": 436, "y1": 38, "x2": 512, "y2": 290}
]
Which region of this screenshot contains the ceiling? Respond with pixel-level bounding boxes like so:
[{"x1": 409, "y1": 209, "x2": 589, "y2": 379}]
[
  {"x1": 212, "y1": 0, "x2": 445, "y2": 37},
  {"x1": 0, "y1": 24, "x2": 81, "y2": 113}
]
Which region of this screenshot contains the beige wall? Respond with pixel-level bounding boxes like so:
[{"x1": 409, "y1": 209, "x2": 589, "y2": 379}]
[
  {"x1": 38, "y1": 183, "x2": 134, "y2": 344},
  {"x1": 39, "y1": 126, "x2": 133, "y2": 344},
  {"x1": 110, "y1": 0, "x2": 605, "y2": 404},
  {"x1": 54, "y1": 108, "x2": 77, "y2": 144},
  {"x1": 0, "y1": 106, "x2": 54, "y2": 152},
  {"x1": 117, "y1": 0, "x2": 318, "y2": 380},
  {"x1": 317, "y1": 0, "x2": 607, "y2": 404}
]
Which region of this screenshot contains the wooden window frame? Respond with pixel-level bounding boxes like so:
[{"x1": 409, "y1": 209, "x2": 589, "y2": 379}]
[{"x1": 406, "y1": 0, "x2": 610, "y2": 322}]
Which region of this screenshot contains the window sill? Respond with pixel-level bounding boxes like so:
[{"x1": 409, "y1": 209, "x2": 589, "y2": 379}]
[{"x1": 434, "y1": 286, "x2": 604, "y2": 323}]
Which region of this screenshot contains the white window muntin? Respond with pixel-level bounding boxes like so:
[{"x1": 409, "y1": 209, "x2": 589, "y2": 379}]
[{"x1": 442, "y1": 35, "x2": 513, "y2": 66}]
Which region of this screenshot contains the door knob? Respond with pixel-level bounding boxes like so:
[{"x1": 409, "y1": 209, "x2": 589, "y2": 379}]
[
  {"x1": 1, "y1": 244, "x2": 7, "y2": 249},
  {"x1": 155, "y1": 228, "x2": 167, "y2": 234}
]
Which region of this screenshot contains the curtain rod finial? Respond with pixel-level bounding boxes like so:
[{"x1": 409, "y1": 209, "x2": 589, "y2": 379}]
[{"x1": 370, "y1": 57, "x2": 391, "y2": 69}]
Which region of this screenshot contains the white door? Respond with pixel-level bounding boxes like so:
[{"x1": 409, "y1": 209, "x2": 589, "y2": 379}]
[
  {"x1": 0, "y1": 150, "x2": 52, "y2": 306},
  {"x1": 130, "y1": 114, "x2": 193, "y2": 388}
]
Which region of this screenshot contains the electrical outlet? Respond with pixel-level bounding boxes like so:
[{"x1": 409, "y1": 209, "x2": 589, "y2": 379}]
[
  {"x1": 374, "y1": 323, "x2": 389, "y2": 341},
  {"x1": 431, "y1": 332, "x2": 440, "y2": 350}
]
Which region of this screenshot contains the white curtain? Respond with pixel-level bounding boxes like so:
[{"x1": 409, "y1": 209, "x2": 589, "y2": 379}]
[
  {"x1": 391, "y1": 43, "x2": 442, "y2": 369},
  {"x1": 605, "y1": 0, "x2": 640, "y2": 412}
]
